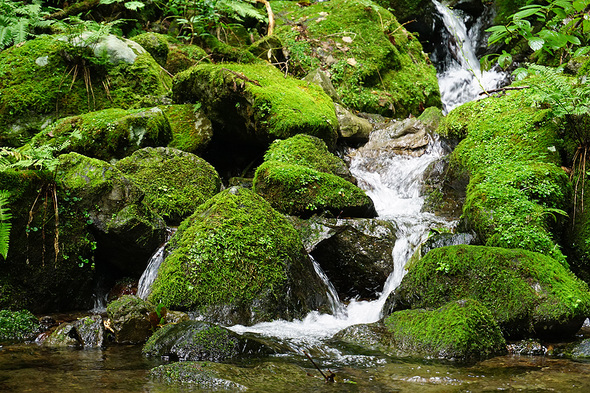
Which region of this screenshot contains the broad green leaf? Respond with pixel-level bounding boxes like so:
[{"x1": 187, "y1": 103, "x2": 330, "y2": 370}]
[
  {"x1": 512, "y1": 67, "x2": 529, "y2": 81},
  {"x1": 573, "y1": 0, "x2": 590, "y2": 12},
  {"x1": 125, "y1": 1, "x2": 145, "y2": 10},
  {"x1": 498, "y1": 51, "x2": 513, "y2": 69},
  {"x1": 513, "y1": 6, "x2": 544, "y2": 20},
  {"x1": 528, "y1": 37, "x2": 545, "y2": 51}
]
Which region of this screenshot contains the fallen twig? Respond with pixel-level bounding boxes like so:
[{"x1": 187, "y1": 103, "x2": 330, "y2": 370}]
[{"x1": 479, "y1": 86, "x2": 530, "y2": 95}]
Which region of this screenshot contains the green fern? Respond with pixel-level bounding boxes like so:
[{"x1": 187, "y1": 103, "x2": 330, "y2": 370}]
[
  {"x1": 0, "y1": 0, "x2": 53, "y2": 50},
  {"x1": 0, "y1": 190, "x2": 11, "y2": 260},
  {"x1": 218, "y1": 0, "x2": 267, "y2": 23}
]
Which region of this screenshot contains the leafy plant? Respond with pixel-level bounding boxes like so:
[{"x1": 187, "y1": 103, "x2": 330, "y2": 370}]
[
  {"x1": 0, "y1": 0, "x2": 54, "y2": 50},
  {"x1": 99, "y1": 0, "x2": 145, "y2": 11},
  {"x1": 0, "y1": 190, "x2": 12, "y2": 260},
  {"x1": 482, "y1": 0, "x2": 590, "y2": 69}
]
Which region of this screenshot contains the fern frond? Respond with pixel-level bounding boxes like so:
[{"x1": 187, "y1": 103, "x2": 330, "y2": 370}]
[
  {"x1": 0, "y1": 25, "x2": 13, "y2": 49},
  {"x1": 0, "y1": 190, "x2": 11, "y2": 260},
  {"x1": 219, "y1": 0, "x2": 267, "y2": 23},
  {"x1": 11, "y1": 19, "x2": 28, "y2": 45}
]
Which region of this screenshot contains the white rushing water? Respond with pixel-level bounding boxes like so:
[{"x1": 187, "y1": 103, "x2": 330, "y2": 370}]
[
  {"x1": 137, "y1": 228, "x2": 176, "y2": 300},
  {"x1": 433, "y1": 0, "x2": 506, "y2": 113}
]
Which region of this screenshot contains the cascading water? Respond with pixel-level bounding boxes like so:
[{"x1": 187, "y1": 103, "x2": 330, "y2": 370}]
[
  {"x1": 137, "y1": 228, "x2": 176, "y2": 300},
  {"x1": 433, "y1": 0, "x2": 506, "y2": 113}
]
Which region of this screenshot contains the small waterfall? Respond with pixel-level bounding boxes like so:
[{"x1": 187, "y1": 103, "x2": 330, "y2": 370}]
[
  {"x1": 433, "y1": 0, "x2": 506, "y2": 112},
  {"x1": 137, "y1": 228, "x2": 176, "y2": 300},
  {"x1": 311, "y1": 255, "x2": 345, "y2": 316}
]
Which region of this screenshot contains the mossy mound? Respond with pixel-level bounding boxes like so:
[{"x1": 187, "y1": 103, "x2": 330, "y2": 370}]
[
  {"x1": 273, "y1": 0, "x2": 441, "y2": 117},
  {"x1": 254, "y1": 161, "x2": 375, "y2": 218},
  {"x1": 263, "y1": 134, "x2": 354, "y2": 182},
  {"x1": 131, "y1": 32, "x2": 169, "y2": 67},
  {"x1": 0, "y1": 169, "x2": 96, "y2": 312},
  {"x1": 438, "y1": 86, "x2": 570, "y2": 264},
  {"x1": 148, "y1": 187, "x2": 329, "y2": 325},
  {"x1": 160, "y1": 104, "x2": 213, "y2": 154},
  {"x1": 30, "y1": 107, "x2": 172, "y2": 162},
  {"x1": 172, "y1": 62, "x2": 338, "y2": 149},
  {"x1": 387, "y1": 245, "x2": 590, "y2": 339},
  {"x1": 116, "y1": 147, "x2": 221, "y2": 224},
  {"x1": 0, "y1": 309, "x2": 40, "y2": 343},
  {"x1": 57, "y1": 153, "x2": 166, "y2": 276},
  {"x1": 143, "y1": 320, "x2": 270, "y2": 362},
  {"x1": 383, "y1": 299, "x2": 507, "y2": 360},
  {"x1": 0, "y1": 34, "x2": 171, "y2": 147}
]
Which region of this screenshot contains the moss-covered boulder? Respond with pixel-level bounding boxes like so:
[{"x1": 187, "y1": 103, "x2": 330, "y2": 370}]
[
  {"x1": 0, "y1": 309, "x2": 39, "y2": 342},
  {"x1": 116, "y1": 147, "x2": 221, "y2": 224},
  {"x1": 172, "y1": 62, "x2": 338, "y2": 149},
  {"x1": 273, "y1": 0, "x2": 441, "y2": 117},
  {"x1": 57, "y1": 153, "x2": 167, "y2": 275},
  {"x1": 143, "y1": 320, "x2": 271, "y2": 361},
  {"x1": 43, "y1": 315, "x2": 105, "y2": 348},
  {"x1": 383, "y1": 299, "x2": 506, "y2": 360},
  {"x1": 335, "y1": 299, "x2": 506, "y2": 360},
  {"x1": 131, "y1": 32, "x2": 169, "y2": 67},
  {"x1": 148, "y1": 187, "x2": 329, "y2": 325},
  {"x1": 438, "y1": 86, "x2": 570, "y2": 264},
  {"x1": 161, "y1": 104, "x2": 213, "y2": 154},
  {"x1": 386, "y1": 245, "x2": 590, "y2": 339},
  {"x1": 0, "y1": 169, "x2": 96, "y2": 312},
  {"x1": 30, "y1": 107, "x2": 172, "y2": 162},
  {"x1": 263, "y1": 134, "x2": 354, "y2": 182},
  {"x1": 107, "y1": 295, "x2": 154, "y2": 344},
  {"x1": 0, "y1": 34, "x2": 171, "y2": 147}
]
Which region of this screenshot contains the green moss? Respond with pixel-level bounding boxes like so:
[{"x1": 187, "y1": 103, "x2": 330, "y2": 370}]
[
  {"x1": 438, "y1": 85, "x2": 570, "y2": 263},
  {"x1": 253, "y1": 161, "x2": 375, "y2": 217},
  {"x1": 273, "y1": 0, "x2": 440, "y2": 117},
  {"x1": 384, "y1": 299, "x2": 506, "y2": 360},
  {"x1": 390, "y1": 245, "x2": 590, "y2": 338},
  {"x1": 172, "y1": 62, "x2": 338, "y2": 148},
  {"x1": 148, "y1": 187, "x2": 322, "y2": 323},
  {"x1": 165, "y1": 44, "x2": 211, "y2": 75},
  {"x1": 131, "y1": 32, "x2": 170, "y2": 67},
  {"x1": 116, "y1": 147, "x2": 221, "y2": 224},
  {"x1": 161, "y1": 104, "x2": 212, "y2": 153},
  {"x1": 263, "y1": 134, "x2": 351, "y2": 179},
  {"x1": 0, "y1": 35, "x2": 172, "y2": 146},
  {"x1": 0, "y1": 309, "x2": 39, "y2": 342},
  {"x1": 31, "y1": 107, "x2": 172, "y2": 161}
]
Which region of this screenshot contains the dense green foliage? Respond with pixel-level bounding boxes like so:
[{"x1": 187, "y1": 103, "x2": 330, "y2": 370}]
[
  {"x1": 0, "y1": 190, "x2": 11, "y2": 259},
  {"x1": 391, "y1": 245, "x2": 590, "y2": 338},
  {"x1": 384, "y1": 299, "x2": 507, "y2": 360}
]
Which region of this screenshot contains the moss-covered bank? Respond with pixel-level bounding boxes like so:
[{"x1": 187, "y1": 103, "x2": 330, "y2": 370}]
[{"x1": 387, "y1": 245, "x2": 590, "y2": 339}]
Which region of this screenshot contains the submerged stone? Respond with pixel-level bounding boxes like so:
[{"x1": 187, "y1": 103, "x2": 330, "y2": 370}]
[
  {"x1": 148, "y1": 187, "x2": 329, "y2": 325},
  {"x1": 386, "y1": 245, "x2": 590, "y2": 339}
]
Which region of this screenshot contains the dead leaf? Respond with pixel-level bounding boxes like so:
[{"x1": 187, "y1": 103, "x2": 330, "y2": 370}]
[{"x1": 347, "y1": 58, "x2": 357, "y2": 66}]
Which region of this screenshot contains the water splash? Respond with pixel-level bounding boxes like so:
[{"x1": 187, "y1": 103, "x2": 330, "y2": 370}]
[{"x1": 433, "y1": 0, "x2": 506, "y2": 113}]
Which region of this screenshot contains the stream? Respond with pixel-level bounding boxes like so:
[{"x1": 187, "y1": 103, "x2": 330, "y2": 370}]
[{"x1": 2, "y1": 1, "x2": 590, "y2": 392}]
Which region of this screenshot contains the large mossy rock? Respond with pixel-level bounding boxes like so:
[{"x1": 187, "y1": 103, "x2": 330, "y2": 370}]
[
  {"x1": 386, "y1": 245, "x2": 590, "y2": 339},
  {"x1": 263, "y1": 134, "x2": 355, "y2": 183},
  {"x1": 172, "y1": 62, "x2": 338, "y2": 149},
  {"x1": 143, "y1": 320, "x2": 271, "y2": 361},
  {"x1": 336, "y1": 299, "x2": 506, "y2": 360},
  {"x1": 30, "y1": 107, "x2": 172, "y2": 161},
  {"x1": 0, "y1": 34, "x2": 171, "y2": 147},
  {"x1": 438, "y1": 85, "x2": 570, "y2": 264},
  {"x1": 0, "y1": 309, "x2": 39, "y2": 343},
  {"x1": 254, "y1": 161, "x2": 376, "y2": 218},
  {"x1": 107, "y1": 295, "x2": 154, "y2": 344},
  {"x1": 273, "y1": 0, "x2": 441, "y2": 117},
  {"x1": 0, "y1": 170, "x2": 97, "y2": 312},
  {"x1": 116, "y1": 147, "x2": 221, "y2": 224},
  {"x1": 57, "y1": 153, "x2": 167, "y2": 276},
  {"x1": 43, "y1": 315, "x2": 105, "y2": 348},
  {"x1": 160, "y1": 104, "x2": 213, "y2": 154},
  {"x1": 148, "y1": 187, "x2": 329, "y2": 325}
]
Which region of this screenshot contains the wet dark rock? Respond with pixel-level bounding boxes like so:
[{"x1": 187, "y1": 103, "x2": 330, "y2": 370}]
[
  {"x1": 507, "y1": 339, "x2": 548, "y2": 356},
  {"x1": 106, "y1": 295, "x2": 154, "y2": 344},
  {"x1": 422, "y1": 155, "x2": 469, "y2": 219},
  {"x1": 334, "y1": 104, "x2": 372, "y2": 145},
  {"x1": 295, "y1": 217, "x2": 396, "y2": 299},
  {"x1": 143, "y1": 320, "x2": 272, "y2": 362},
  {"x1": 43, "y1": 323, "x2": 83, "y2": 347},
  {"x1": 75, "y1": 315, "x2": 106, "y2": 348},
  {"x1": 568, "y1": 338, "x2": 590, "y2": 359}
]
